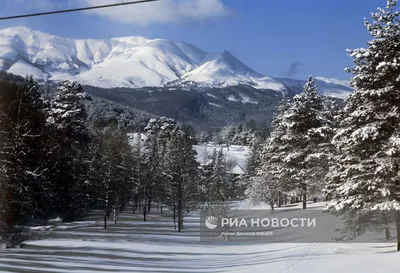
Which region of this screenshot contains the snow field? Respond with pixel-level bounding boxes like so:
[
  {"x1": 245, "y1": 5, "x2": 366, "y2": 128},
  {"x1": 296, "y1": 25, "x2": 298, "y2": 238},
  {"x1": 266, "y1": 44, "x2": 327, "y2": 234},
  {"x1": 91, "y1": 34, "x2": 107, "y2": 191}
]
[{"x1": 0, "y1": 201, "x2": 399, "y2": 273}]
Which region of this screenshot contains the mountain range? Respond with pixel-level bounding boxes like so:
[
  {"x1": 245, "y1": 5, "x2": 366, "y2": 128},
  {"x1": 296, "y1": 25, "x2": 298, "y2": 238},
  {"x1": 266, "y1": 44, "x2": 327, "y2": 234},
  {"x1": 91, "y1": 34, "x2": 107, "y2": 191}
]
[
  {"x1": 0, "y1": 27, "x2": 352, "y2": 98},
  {"x1": 0, "y1": 27, "x2": 353, "y2": 130}
]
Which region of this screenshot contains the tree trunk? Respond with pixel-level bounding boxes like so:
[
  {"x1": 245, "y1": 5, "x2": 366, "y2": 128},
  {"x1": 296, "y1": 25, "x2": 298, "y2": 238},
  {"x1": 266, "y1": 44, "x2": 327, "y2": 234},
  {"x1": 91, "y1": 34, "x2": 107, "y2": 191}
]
[
  {"x1": 148, "y1": 197, "x2": 151, "y2": 212},
  {"x1": 178, "y1": 200, "x2": 183, "y2": 232},
  {"x1": 173, "y1": 203, "x2": 176, "y2": 231},
  {"x1": 135, "y1": 197, "x2": 138, "y2": 212},
  {"x1": 178, "y1": 178, "x2": 184, "y2": 232},
  {"x1": 143, "y1": 203, "x2": 147, "y2": 222},
  {"x1": 104, "y1": 214, "x2": 107, "y2": 229},
  {"x1": 385, "y1": 227, "x2": 391, "y2": 241},
  {"x1": 302, "y1": 184, "x2": 307, "y2": 209},
  {"x1": 396, "y1": 213, "x2": 400, "y2": 251}
]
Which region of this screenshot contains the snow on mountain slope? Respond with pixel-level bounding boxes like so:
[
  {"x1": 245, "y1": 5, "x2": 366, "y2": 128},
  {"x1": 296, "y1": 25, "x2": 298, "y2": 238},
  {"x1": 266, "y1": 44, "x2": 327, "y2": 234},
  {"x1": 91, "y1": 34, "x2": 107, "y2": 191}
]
[
  {"x1": 180, "y1": 50, "x2": 285, "y2": 90},
  {"x1": 276, "y1": 77, "x2": 353, "y2": 98},
  {"x1": 0, "y1": 27, "x2": 285, "y2": 91},
  {"x1": 315, "y1": 76, "x2": 350, "y2": 87}
]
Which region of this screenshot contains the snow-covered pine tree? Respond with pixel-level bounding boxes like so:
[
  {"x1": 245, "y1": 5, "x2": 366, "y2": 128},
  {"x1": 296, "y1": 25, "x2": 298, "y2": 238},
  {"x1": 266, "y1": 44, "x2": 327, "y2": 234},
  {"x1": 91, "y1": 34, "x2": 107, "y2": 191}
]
[
  {"x1": 91, "y1": 126, "x2": 134, "y2": 226},
  {"x1": 198, "y1": 148, "x2": 217, "y2": 204},
  {"x1": 326, "y1": 0, "x2": 400, "y2": 250},
  {"x1": 210, "y1": 149, "x2": 231, "y2": 202},
  {"x1": 246, "y1": 93, "x2": 291, "y2": 210},
  {"x1": 47, "y1": 81, "x2": 91, "y2": 222},
  {"x1": 0, "y1": 76, "x2": 48, "y2": 244},
  {"x1": 306, "y1": 95, "x2": 340, "y2": 202},
  {"x1": 142, "y1": 117, "x2": 177, "y2": 214},
  {"x1": 9, "y1": 77, "x2": 48, "y2": 220},
  {"x1": 282, "y1": 77, "x2": 325, "y2": 209},
  {"x1": 0, "y1": 77, "x2": 14, "y2": 241},
  {"x1": 322, "y1": 96, "x2": 343, "y2": 202},
  {"x1": 246, "y1": 139, "x2": 262, "y2": 178},
  {"x1": 164, "y1": 128, "x2": 199, "y2": 231},
  {"x1": 129, "y1": 133, "x2": 143, "y2": 213}
]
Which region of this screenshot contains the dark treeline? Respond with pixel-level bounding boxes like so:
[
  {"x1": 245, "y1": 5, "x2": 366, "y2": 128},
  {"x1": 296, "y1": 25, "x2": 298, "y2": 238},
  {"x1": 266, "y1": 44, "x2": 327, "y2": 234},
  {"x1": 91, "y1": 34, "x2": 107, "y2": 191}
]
[
  {"x1": 0, "y1": 75, "x2": 238, "y2": 246},
  {"x1": 0, "y1": 78, "x2": 93, "y2": 244}
]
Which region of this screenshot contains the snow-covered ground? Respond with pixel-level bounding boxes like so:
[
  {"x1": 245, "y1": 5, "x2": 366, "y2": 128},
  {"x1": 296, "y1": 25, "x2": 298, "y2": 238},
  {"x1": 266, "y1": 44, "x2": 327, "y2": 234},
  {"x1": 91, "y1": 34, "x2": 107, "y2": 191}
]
[
  {"x1": 127, "y1": 137, "x2": 250, "y2": 171},
  {"x1": 0, "y1": 201, "x2": 398, "y2": 273},
  {"x1": 193, "y1": 143, "x2": 249, "y2": 169}
]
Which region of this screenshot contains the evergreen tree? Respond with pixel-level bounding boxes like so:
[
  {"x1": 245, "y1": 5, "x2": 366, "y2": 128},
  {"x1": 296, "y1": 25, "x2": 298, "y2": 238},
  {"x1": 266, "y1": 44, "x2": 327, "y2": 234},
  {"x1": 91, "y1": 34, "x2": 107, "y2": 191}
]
[
  {"x1": 246, "y1": 139, "x2": 262, "y2": 179},
  {"x1": 165, "y1": 128, "x2": 199, "y2": 231},
  {"x1": 281, "y1": 77, "x2": 325, "y2": 209},
  {"x1": 47, "y1": 81, "x2": 90, "y2": 222},
  {"x1": 326, "y1": 0, "x2": 400, "y2": 250},
  {"x1": 345, "y1": 0, "x2": 400, "y2": 92},
  {"x1": 0, "y1": 76, "x2": 48, "y2": 243},
  {"x1": 142, "y1": 117, "x2": 177, "y2": 214},
  {"x1": 210, "y1": 149, "x2": 231, "y2": 201},
  {"x1": 246, "y1": 93, "x2": 291, "y2": 210}
]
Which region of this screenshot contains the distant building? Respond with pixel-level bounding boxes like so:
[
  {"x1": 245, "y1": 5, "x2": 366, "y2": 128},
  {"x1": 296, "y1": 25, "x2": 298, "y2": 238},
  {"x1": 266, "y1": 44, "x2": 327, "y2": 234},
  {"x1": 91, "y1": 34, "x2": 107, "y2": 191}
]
[{"x1": 230, "y1": 165, "x2": 245, "y2": 176}]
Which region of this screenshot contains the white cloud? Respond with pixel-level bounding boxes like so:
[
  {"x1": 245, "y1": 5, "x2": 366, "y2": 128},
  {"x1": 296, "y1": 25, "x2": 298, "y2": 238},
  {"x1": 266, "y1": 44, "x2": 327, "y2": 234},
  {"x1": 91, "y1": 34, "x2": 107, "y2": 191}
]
[
  {"x1": 10, "y1": 0, "x2": 232, "y2": 25},
  {"x1": 81, "y1": 0, "x2": 232, "y2": 25},
  {"x1": 13, "y1": 0, "x2": 65, "y2": 11}
]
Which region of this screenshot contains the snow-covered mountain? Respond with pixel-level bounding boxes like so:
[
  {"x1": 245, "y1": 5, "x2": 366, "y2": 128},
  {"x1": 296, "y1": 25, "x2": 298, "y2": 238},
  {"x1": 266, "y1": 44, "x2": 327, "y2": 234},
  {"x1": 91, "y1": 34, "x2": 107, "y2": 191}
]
[
  {"x1": 0, "y1": 26, "x2": 286, "y2": 91},
  {"x1": 0, "y1": 27, "x2": 352, "y2": 97}
]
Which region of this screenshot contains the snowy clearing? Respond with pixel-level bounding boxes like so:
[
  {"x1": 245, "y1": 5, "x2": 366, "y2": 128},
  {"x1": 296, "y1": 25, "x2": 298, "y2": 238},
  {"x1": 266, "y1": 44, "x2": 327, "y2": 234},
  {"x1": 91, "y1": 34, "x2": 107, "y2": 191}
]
[
  {"x1": 0, "y1": 201, "x2": 399, "y2": 273},
  {"x1": 193, "y1": 143, "x2": 249, "y2": 169}
]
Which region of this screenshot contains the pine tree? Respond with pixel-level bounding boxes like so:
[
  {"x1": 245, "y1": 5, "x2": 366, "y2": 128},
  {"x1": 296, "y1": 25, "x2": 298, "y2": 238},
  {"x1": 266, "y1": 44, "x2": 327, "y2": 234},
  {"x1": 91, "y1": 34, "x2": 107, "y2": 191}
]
[
  {"x1": 0, "y1": 76, "x2": 48, "y2": 244},
  {"x1": 306, "y1": 95, "x2": 340, "y2": 202},
  {"x1": 142, "y1": 117, "x2": 177, "y2": 214},
  {"x1": 246, "y1": 139, "x2": 261, "y2": 178},
  {"x1": 91, "y1": 126, "x2": 135, "y2": 226},
  {"x1": 246, "y1": 93, "x2": 291, "y2": 210},
  {"x1": 165, "y1": 128, "x2": 199, "y2": 231},
  {"x1": 326, "y1": 0, "x2": 400, "y2": 250},
  {"x1": 0, "y1": 77, "x2": 16, "y2": 240},
  {"x1": 47, "y1": 81, "x2": 90, "y2": 222},
  {"x1": 210, "y1": 149, "x2": 231, "y2": 201},
  {"x1": 282, "y1": 77, "x2": 326, "y2": 208},
  {"x1": 198, "y1": 149, "x2": 217, "y2": 204},
  {"x1": 345, "y1": 0, "x2": 400, "y2": 91}
]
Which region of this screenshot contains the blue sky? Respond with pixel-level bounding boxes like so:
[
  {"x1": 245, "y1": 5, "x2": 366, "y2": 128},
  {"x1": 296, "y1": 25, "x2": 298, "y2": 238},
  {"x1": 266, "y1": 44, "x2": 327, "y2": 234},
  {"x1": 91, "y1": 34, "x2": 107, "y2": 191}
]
[{"x1": 0, "y1": 0, "x2": 385, "y2": 80}]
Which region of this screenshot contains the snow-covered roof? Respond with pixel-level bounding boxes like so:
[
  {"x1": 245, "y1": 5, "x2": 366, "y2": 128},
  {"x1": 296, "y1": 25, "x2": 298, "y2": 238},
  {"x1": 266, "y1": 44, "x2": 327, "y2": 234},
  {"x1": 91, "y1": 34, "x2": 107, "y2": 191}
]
[{"x1": 230, "y1": 165, "x2": 245, "y2": 175}]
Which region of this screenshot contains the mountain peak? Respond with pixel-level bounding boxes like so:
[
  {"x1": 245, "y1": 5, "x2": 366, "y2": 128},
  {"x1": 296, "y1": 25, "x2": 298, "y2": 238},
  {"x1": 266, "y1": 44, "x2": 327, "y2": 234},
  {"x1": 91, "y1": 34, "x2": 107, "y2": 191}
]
[
  {"x1": 221, "y1": 50, "x2": 234, "y2": 58},
  {"x1": 0, "y1": 27, "x2": 351, "y2": 96}
]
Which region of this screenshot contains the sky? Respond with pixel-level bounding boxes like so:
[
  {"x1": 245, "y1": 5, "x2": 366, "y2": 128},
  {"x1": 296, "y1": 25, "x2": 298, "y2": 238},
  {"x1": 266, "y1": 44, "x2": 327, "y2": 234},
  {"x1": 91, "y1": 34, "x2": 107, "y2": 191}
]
[{"x1": 0, "y1": 0, "x2": 386, "y2": 80}]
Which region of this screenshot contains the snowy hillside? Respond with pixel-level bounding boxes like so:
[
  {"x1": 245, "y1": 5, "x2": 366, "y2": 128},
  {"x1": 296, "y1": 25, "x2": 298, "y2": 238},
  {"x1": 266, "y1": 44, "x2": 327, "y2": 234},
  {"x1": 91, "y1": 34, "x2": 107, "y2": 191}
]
[
  {"x1": 0, "y1": 26, "x2": 285, "y2": 91},
  {"x1": 0, "y1": 27, "x2": 351, "y2": 97}
]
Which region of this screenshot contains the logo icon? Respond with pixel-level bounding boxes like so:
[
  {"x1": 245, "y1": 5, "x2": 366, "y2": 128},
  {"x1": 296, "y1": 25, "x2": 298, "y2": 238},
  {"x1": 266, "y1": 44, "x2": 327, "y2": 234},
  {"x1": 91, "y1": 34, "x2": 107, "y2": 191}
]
[{"x1": 205, "y1": 216, "x2": 220, "y2": 230}]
